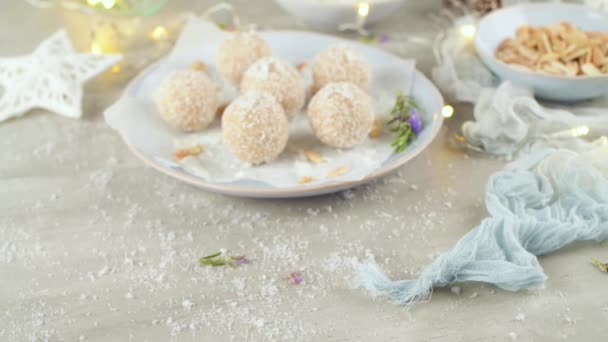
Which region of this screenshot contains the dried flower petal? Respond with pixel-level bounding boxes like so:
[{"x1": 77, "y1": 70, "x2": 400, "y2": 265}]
[
  {"x1": 288, "y1": 272, "x2": 305, "y2": 285},
  {"x1": 408, "y1": 109, "x2": 423, "y2": 136},
  {"x1": 231, "y1": 255, "x2": 250, "y2": 266}
]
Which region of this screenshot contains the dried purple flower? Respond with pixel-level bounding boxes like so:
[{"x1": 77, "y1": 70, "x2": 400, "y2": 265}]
[
  {"x1": 231, "y1": 255, "x2": 250, "y2": 266},
  {"x1": 387, "y1": 93, "x2": 423, "y2": 153},
  {"x1": 288, "y1": 272, "x2": 305, "y2": 285},
  {"x1": 380, "y1": 33, "x2": 390, "y2": 43},
  {"x1": 408, "y1": 108, "x2": 423, "y2": 136}
]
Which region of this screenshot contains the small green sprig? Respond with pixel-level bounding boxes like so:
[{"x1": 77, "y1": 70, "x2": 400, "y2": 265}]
[
  {"x1": 199, "y1": 252, "x2": 250, "y2": 268},
  {"x1": 386, "y1": 92, "x2": 422, "y2": 153},
  {"x1": 591, "y1": 258, "x2": 608, "y2": 273}
]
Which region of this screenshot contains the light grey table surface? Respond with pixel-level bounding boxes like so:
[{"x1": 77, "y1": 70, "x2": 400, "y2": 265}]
[{"x1": 1, "y1": 1, "x2": 607, "y2": 341}]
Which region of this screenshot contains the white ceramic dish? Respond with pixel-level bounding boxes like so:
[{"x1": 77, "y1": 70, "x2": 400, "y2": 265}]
[
  {"x1": 475, "y1": 3, "x2": 608, "y2": 102},
  {"x1": 274, "y1": 0, "x2": 406, "y2": 30},
  {"x1": 105, "y1": 21, "x2": 444, "y2": 199}
]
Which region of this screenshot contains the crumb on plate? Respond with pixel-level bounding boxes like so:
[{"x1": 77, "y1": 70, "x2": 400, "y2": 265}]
[
  {"x1": 298, "y1": 176, "x2": 314, "y2": 184},
  {"x1": 304, "y1": 150, "x2": 325, "y2": 164},
  {"x1": 328, "y1": 166, "x2": 349, "y2": 178},
  {"x1": 369, "y1": 118, "x2": 382, "y2": 138},
  {"x1": 192, "y1": 60, "x2": 207, "y2": 72},
  {"x1": 174, "y1": 144, "x2": 204, "y2": 161}
]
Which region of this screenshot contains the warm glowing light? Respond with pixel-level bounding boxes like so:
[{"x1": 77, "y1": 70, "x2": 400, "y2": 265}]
[
  {"x1": 357, "y1": 2, "x2": 370, "y2": 17},
  {"x1": 87, "y1": 0, "x2": 101, "y2": 5},
  {"x1": 460, "y1": 24, "x2": 477, "y2": 40},
  {"x1": 150, "y1": 26, "x2": 169, "y2": 41},
  {"x1": 90, "y1": 41, "x2": 103, "y2": 55},
  {"x1": 111, "y1": 64, "x2": 122, "y2": 73},
  {"x1": 101, "y1": 0, "x2": 116, "y2": 9},
  {"x1": 572, "y1": 126, "x2": 590, "y2": 137},
  {"x1": 442, "y1": 105, "x2": 454, "y2": 118}
]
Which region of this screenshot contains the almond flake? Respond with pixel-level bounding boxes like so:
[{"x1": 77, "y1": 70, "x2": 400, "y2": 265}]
[
  {"x1": 497, "y1": 22, "x2": 608, "y2": 76},
  {"x1": 298, "y1": 176, "x2": 314, "y2": 184},
  {"x1": 192, "y1": 60, "x2": 206, "y2": 71},
  {"x1": 369, "y1": 118, "x2": 382, "y2": 139},
  {"x1": 328, "y1": 166, "x2": 349, "y2": 178},
  {"x1": 174, "y1": 145, "x2": 203, "y2": 161},
  {"x1": 304, "y1": 150, "x2": 325, "y2": 164},
  {"x1": 296, "y1": 61, "x2": 308, "y2": 71}
]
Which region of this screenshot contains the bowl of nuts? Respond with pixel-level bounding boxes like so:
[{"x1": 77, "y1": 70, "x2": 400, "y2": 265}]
[{"x1": 475, "y1": 3, "x2": 608, "y2": 102}]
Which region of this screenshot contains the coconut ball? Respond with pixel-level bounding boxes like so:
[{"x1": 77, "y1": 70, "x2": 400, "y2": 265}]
[
  {"x1": 222, "y1": 92, "x2": 289, "y2": 164},
  {"x1": 308, "y1": 82, "x2": 374, "y2": 149},
  {"x1": 217, "y1": 32, "x2": 272, "y2": 85},
  {"x1": 311, "y1": 45, "x2": 371, "y2": 93},
  {"x1": 241, "y1": 57, "x2": 306, "y2": 119},
  {"x1": 156, "y1": 70, "x2": 219, "y2": 132}
]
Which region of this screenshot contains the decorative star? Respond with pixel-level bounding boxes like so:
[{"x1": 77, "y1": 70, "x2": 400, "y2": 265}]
[{"x1": 0, "y1": 30, "x2": 122, "y2": 123}]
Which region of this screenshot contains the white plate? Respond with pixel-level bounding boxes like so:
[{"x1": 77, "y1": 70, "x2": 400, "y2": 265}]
[
  {"x1": 105, "y1": 22, "x2": 444, "y2": 198},
  {"x1": 475, "y1": 3, "x2": 608, "y2": 102}
]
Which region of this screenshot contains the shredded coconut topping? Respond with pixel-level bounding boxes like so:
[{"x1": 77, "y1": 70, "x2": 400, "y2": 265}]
[
  {"x1": 312, "y1": 45, "x2": 371, "y2": 93},
  {"x1": 308, "y1": 82, "x2": 374, "y2": 148},
  {"x1": 241, "y1": 57, "x2": 306, "y2": 119},
  {"x1": 218, "y1": 32, "x2": 272, "y2": 85},
  {"x1": 222, "y1": 92, "x2": 289, "y2": 164},
  {"x1": 156, "y1": 70, "x2": 219, "y2": 132}
]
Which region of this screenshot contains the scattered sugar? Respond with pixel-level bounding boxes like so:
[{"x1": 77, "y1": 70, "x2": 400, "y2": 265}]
[
  {"x1": 96, "y1": 265, "x2": 109, "y2": 277},
  {"x1": 0, "y1": 32, "x2": 585, "y2": 342},
  {"x1": 182, "y1": 299, "x2": 194, "y2": 311},
  {"x1": 342, "y1": 190, "x2": 356, "y2": 200}
]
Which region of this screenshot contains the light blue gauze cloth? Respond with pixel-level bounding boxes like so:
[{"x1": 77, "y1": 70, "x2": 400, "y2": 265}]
[{"x1": 356, "y1": 139, "x2": 608, "y2": 306}]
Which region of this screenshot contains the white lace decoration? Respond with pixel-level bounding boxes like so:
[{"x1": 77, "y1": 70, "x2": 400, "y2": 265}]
[{"x1": 0, "y1": 30, "x2": 121, "y2": 123}]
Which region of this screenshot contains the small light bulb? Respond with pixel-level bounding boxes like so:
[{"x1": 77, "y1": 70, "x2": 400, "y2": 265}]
[
  {"x1": 150, "y1": 26, "x2": 169, "y2": 41},
  {"x1": 90, "y1": 41, "x2": 103, "y2": 55},
  {"x1": 460, "y1": 24, "x2": 477, "y2": 40},
  {"x1": 358, "y1": 2, "x2": 370, "y2": 17},
  {"x1": 572, "y1": 126, "x2": 590, "y2": 137},
  {"x1": 111, "y1": 64, "x2": 122, "y2": 73},
  {"x1": 101, "y1": 0, "x2": 116, "y2": 9},
  {"x1": 442, "y1": 105, "x2": 454, "y2": 118}
]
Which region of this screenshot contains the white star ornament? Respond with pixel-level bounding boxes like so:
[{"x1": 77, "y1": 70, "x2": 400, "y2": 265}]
[{"x1": 0, "y1": 30, "x2": 122, "y2": 123}]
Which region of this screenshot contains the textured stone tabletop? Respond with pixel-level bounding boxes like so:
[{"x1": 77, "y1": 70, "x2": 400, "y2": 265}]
[{"x1": 0, "y1": 0, "x2": 606, "y2": 341}]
